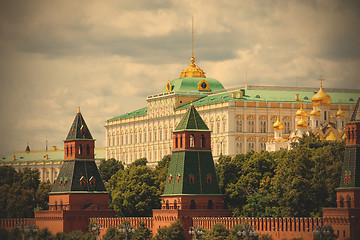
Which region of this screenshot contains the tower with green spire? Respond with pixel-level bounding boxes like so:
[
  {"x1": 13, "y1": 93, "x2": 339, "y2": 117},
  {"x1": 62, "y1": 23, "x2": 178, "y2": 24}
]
[
  {"x1": 153, "y1": 103, "x2": 231, "y2": 239},
  {"x1": 323, "y1": 97, "x2": 360, "y2": 239},
  {"x1": 35, "y1": 108, "x2": 115, "y2": 234}
]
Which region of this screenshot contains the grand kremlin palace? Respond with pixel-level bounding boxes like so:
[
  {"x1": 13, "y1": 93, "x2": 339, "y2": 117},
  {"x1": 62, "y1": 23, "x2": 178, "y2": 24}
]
[{"x1": 105, "y1": 56, "x2": 360, "y2": 166}]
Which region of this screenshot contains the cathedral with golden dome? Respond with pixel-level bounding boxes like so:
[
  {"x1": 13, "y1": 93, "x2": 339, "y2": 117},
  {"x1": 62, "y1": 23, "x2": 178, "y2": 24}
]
[{"x1": 266, "y1": 77, "x2": 349, "y2": 151}]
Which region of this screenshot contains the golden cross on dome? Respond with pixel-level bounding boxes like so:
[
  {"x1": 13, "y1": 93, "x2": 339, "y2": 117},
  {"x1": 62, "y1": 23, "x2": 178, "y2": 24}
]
[{"x1": 318, "y1": 76, "x2": 325, "y2": 88}]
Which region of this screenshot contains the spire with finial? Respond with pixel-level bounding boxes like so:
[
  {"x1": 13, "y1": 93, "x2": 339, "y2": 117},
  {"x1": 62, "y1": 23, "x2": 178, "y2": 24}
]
[
  {"x1": 179, "y1": 18, "x2": 206, "y2": 78},
  {"x1": 25, "y1": 142, "x2": 30, "y2": 153},
  {"x1": 78, "y1": 107, "x2": 81, "y2": 113}
]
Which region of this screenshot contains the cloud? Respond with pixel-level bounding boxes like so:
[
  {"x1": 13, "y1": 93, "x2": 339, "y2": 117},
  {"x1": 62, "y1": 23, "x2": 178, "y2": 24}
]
[{"x1": 0, "y1": 0, "x2": 360, "y2": 156}]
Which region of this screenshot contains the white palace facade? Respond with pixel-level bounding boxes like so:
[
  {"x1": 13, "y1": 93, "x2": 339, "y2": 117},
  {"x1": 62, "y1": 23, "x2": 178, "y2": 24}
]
[{"x1": 105, "y1": 56, "x2": 359, "y2": 165}]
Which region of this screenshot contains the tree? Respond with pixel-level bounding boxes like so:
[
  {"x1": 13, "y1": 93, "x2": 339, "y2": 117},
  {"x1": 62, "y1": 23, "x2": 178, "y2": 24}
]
[
  {"x1": 154, "y1": 155, "x2": 171, "y2": 193},
  {"x1": 108, "y1": 164, "x2": 161, "y2": 216},
  {"x1": 35, "y1": 181, "x2": 53, "y2": 210},
  {"x1": 99, "y1": 158, "x2": 124, "y2": 182},
  {"x1": 103, "y1": 226, "x2": 121, "y2": 240},
  {"x1": 33, "y1": 228, "x2": 54, "y2": 240},
  {"x1": 129, "y1": 158, "x2": 148, "y2": 167},
  {"x1": 132, "y1": 222, "x2": 152, "y2": 240},
  {"x1": 153, "y1": 220, "x2": 186, "y2": 240},
  {"x1": 202, "y1": 223, "x2": 229, "y2": 240}
]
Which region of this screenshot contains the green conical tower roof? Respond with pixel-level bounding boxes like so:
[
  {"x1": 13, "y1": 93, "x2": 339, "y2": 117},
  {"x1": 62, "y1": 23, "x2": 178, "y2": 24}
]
[
  {"x1": 175, "y1": 103, "x2": 209, "y2": 131},
  {"x1": 51, "y1": 160, "x2": 107, "y2": 193},
  {"x1": 66, "y1": 108, "x2": 93, "y2": 140}
]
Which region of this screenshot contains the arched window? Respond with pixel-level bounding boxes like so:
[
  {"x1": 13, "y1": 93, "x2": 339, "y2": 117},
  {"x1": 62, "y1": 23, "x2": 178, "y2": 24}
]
[
  {"x1": 190, "y1": 134, "x2": 195, "y2": 148},
  {"x1": 174, "y1": 200, "x2": 177, "y2": 209},
  {"x1": 66, "y1": 146, "x2": 69, "y2": 157},
  {"x1": 190, "y1": 200, "x2": 196, "y2": 209},
  {"x1": 207, "y1": 174, "x2": 212, "y2": 184},
  {"x1": 260, "y1": 120, "x2": 267, "y2": 133},
  {"x1": 236, "y1": 120, "x2": 243, "y2": 132},
  {"x1": 339, "y1": 196, "x2": 344, "y2": 208},
  {"x1": 70, "y1": 145, "x2": 73, "y2": 156},
  {"x1": 166, "y1": 200, "x2": 169, "y2": 210},
  {"x1": 346, "y1": 195, "x2": 351, "y2": 208},
  {"x1": 207, "y1": 200, "x2": 213, "y2": 209},
  {"x1": 79, "y1": 144, "x2": 83, "y2": 155},
  {"x1": 169, "y1": 175, "x2": 172, "y2": 184},
  {"x1": 175, "y1": 135, "x2": 179, "y2": 148},
  {"x1": 86, "y1": 144, "x2": 90, "y2": 155},
  {"x1": 248, "y1": 120, "x2": 255, "y2": 133}
]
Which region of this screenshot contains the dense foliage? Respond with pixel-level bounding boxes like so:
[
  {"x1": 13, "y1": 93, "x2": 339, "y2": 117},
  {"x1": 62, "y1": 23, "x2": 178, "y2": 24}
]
[
  {"x1": 99, "y1": 158, "x2": 124, "y2": 182},
  {"x1": 153, "y1": 220, "x2": 186, "y2": 240},
  {"x1": 0, "y1": 167, "x2": 52, "y2": 218},
  {"x1": 106, "y1": 155, "x2": 171, "y2": 217},
  {"x1": 102, "y1": 221, "x2": 152, "y2": 240},
  {"x1": 216, "y1": 134, "x2": 345, "y2": 217}
]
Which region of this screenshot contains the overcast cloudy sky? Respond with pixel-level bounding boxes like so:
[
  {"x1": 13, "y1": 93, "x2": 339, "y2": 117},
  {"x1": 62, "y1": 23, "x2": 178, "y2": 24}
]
[{"x1": 0, "y1": 0, "x2": 359, "y2": 156}]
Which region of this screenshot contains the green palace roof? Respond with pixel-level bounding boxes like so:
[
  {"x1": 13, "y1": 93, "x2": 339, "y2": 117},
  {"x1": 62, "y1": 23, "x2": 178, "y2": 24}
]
[
  {"x1": 107, "y1": 87, "x2": 360, "y2": 121},
  {"x1": 161, "y1": 77, "x2": 225, "y2": 93},
  {"x1": 0, "y1": 149, "x2": 106, "y2": 163}
]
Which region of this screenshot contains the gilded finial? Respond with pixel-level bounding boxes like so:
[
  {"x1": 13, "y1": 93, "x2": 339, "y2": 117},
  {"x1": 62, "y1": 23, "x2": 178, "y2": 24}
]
[
  {"x1": 179, "y1": 17, "x2": 206, "y2": 78},
  {"x1": 318, "y1": 75, "x2": 324, "y2": 88},
  {"x1": 78, "y1": 107, "x2": 81, "y2": 113}
]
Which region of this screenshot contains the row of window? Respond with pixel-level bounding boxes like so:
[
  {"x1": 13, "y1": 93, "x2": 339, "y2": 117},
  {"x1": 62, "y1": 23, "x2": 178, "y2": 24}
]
[
  {"x1": 235, "y1": 120, "x2": 291, "y2": 134},
  {"x1": 163, "y1": 199, "x2": 214, "y2": 210},
  {"x1": 65, "y1": 144, "x2": 91, "y2": 156},
  {"x1": 108, "y1": 127, "x2": 174, "y2": 147}
]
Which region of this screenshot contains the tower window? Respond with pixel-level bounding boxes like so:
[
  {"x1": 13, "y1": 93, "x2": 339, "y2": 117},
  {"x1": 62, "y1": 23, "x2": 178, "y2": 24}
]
[
  {"x1": 66, "y1": 146, "x2": 69, "y2": 157},
  {"x1": 86, "y1": 144, "x2": 90, "y2": 155},
  {"x1": 168, "y1": 175, "x2": 172, "y2": 184},
  {"x1": 189, "y1": 174, "x2": 195, "y2": 184},
  {"x1": 190, "y1": 134, "x2": 195, "y2": 148},
  {"x1": 180, "y1": 135, "x2": 183, "y2": 148},
  {"x1": 79, "y1": 144, "x2": 83, "y2": 155},
  {"x1": 207, "y1": 200, "x2": 213, "y2": 209},
  {"x1": 70, "y1": 145, "x2": 73, "y2": 156},
  {"x1": 201, "y1": 134, "x2": 206, "y2": 148},
  {"x1": 190, "y1": 200, "x2": 196, "y2": 209},
  {"x1": 207, "y1": 174, "x2": 212, "y2": 184},
  {"x1": 175, "y1": 135, "x2": 178, "y2": 148}
]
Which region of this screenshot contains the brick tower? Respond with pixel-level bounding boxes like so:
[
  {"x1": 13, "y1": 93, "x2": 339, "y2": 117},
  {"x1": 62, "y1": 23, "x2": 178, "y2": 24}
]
[
  {"x1": 153, "y1": 103, "x2": 231, "y2": 239},
  {"x1": 323, "y1": 97, "x2": 360, "y2": 240},
  {"x1": 35, "y1": 108, "x2": 115, "y2": 234}
]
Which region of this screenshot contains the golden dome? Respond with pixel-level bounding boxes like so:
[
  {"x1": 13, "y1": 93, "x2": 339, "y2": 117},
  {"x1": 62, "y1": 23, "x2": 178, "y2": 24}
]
[
  {"x1": 295, "y1": 101, "x2": 308, "y2": 118},
  {"x1": 336, "y1": 108, "x2": 346, "y2": 118},
  {"x1": 180, "y1": 56, "x2": 206, "y2": 78},
  {"x1": 273, "y1": 116, "x2": 284, "y2": 131},
  {"x1": 312, "y1": 79, "x2": 331, "y2": 106},
  {"x1": 297, "y1": 117, "x2": 308, "y2": 128},
  {"x1": 310, "y1": 108, "x2": 320, "y2": 117}
]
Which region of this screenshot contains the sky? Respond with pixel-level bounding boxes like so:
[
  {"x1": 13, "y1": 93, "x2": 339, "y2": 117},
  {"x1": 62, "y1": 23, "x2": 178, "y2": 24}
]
[{"x1": 0, "y1": 0, "x2": 360, "y2": 156}]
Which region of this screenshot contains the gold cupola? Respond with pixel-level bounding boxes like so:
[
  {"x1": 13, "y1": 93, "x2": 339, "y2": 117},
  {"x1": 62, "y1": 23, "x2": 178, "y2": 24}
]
[
  {"x1": 180, "y1": 56, "x2": 206, "y2": 78},
  {"x1": 295, "y1": 100, "x2": 308, "y2": 118},
  {"x1": 297, "y1": 117, "x2": 308, "y2": 128},
  {"x1": 273, "y1": 114, "x2": 284, "y2": 131},
  {"x1": 312, "y1": 76, "x2": 331, "y2": 106},
  {"x1": 336, "y1": 107, "x2": 346, "y2": 118},
  {"x1": 310, "y1": 108, "x2": 320, "y2": 117}
]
